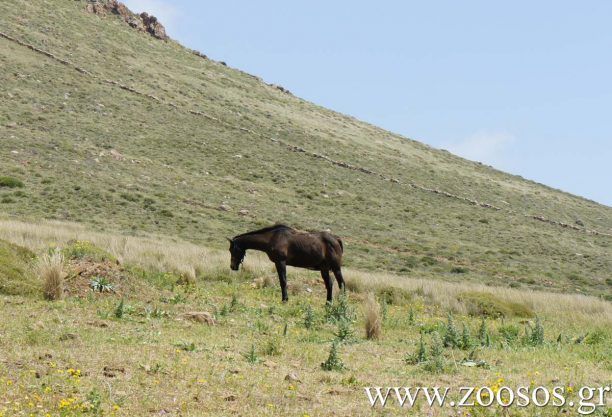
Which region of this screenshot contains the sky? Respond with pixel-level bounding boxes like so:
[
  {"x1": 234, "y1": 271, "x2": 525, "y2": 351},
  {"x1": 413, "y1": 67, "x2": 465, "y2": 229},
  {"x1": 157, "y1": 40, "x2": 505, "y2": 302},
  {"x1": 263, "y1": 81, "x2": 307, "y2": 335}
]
[{"x1": 124, "y1": 0, "x2": 611, "y2": 206}]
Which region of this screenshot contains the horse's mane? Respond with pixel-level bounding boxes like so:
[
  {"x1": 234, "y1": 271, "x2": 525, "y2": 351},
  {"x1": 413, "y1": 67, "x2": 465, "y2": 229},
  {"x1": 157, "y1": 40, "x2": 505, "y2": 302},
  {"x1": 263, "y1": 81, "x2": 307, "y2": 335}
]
[{"x1": 234, "y1": 224, "x2": 293, "y2": 238}]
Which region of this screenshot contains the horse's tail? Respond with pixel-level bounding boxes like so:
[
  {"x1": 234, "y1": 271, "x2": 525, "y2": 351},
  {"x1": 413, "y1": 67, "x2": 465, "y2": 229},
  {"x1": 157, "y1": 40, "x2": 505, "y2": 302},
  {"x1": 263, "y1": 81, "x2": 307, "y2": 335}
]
[{"x1": 336, "y1": 237, "x2": 344, "y2": 253}]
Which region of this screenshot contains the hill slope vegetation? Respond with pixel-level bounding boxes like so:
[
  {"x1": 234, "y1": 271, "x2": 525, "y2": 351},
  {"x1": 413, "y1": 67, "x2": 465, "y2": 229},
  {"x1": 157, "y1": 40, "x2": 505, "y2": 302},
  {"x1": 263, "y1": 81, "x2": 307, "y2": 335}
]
[{"x1": 0, "y1": 0, "x2": 610, "y2": 297}]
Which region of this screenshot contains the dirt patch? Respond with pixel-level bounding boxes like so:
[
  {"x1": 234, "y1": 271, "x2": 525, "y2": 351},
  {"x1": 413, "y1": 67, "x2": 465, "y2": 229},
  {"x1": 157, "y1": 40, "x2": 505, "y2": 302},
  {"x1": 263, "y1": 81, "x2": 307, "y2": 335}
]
[{"x1": 64, "y1": 258, "x2": 128, "y2": 297}]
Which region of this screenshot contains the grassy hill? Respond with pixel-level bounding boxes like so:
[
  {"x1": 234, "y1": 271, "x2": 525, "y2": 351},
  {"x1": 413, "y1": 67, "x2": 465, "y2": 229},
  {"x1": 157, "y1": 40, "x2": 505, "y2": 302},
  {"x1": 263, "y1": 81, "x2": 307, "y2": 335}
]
[{"x1": 0, "y1": 0, "x2": 610, "y2": 300}]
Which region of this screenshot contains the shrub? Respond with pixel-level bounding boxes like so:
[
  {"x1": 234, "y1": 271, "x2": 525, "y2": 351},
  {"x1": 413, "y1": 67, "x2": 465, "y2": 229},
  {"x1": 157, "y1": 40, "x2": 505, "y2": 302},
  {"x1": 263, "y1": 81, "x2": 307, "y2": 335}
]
[
  {"x1": 498, "y1": 324, "x2": 520, "y2": 345},
  {"x1": 451, "y1": 266, "x2": 469, "y2": 274},
  {"x1": 244, "y1": 344, "x2": 258, "y2": 364},
  {"x1": 0, "y1": 176, "x2": 24, "y2": 188},
  {"x1": 405, "y1": 333, "x2": 427, "y2": 365},
  {"x1": 262, "y1": 337, "x2": 281, "y2": 356},
  {"x1": 321, "y1": 341, "x2": 345, "y2": 371},
  {"x1": 62, "y1": 240, "x2": 115, "y2": 262},
  {"x1": 114, "y1": 299, "x2": 125, "y2": 319},
  {"x1": 443, "y1": 312, "x2": 460, "y2": 348},
  {"x1": 460, "y1": 324, "x2": 472, "y2": 350},
  {"x1": 39, "y1": 249, "x2": 65, "y2": 301},
  {"x1": 335, "y1": 319, "x2": 354, "y2": 342},
  {"x1": 423, "y1": 332, "x2": 445, "y2": 373},
  {"x1": 325, "y1": 293, "x2": 355, "y2": 323},
  {"x1": 408, "y1": 307, "x2": 416, "y2": 325},
  {"x1": 303, "y1": 304, "x2": 315, "y2": 329},
  {"x1": 478, "y1": 317, "x2": 490, "y2": 347},
  {"x1": 459, "y1": 292, "x2": 534, "y2": 318},
  {"x1": 528, "y1": 316, "x2": 545, "y2": 346},
  {"x1": 363, "y1": 293, "x2": 382, "y2": 340}
]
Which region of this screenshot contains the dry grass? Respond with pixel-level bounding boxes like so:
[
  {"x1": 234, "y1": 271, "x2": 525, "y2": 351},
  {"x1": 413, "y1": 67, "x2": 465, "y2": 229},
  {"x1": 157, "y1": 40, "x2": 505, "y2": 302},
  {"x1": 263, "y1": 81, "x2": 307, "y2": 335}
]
[
  {"x1": 363, "y1": 293, "x2": 382, "y2": 340},
  {"x1": 2, "y1": 217, "x2": 611, "y2": 325},
  {"x1": 39, "y1": 249, "x2": 65, "y2": 301}
]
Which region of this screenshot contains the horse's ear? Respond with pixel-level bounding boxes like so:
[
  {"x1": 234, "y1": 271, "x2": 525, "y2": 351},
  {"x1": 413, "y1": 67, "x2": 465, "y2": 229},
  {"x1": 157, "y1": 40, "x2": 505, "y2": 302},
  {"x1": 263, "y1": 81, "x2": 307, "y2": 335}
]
[{"x1": 226, "y1": 237, "x2": 233, "y2": 243}]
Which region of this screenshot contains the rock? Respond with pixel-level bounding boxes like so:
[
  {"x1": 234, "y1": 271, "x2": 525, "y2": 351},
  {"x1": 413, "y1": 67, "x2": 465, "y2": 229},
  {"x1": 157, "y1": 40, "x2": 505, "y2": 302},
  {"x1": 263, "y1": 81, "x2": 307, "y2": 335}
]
[
  {"x1": 575, "y1": 219, "x2": 584, "y2": 226},
  {"x1": 218, "y1": 204, "x2": 231, "y2": 212},
  {"x1": 238, "y1": 209, "x2": 249, "y2": 216},
  {"x1": 86, "y1": 1, "x2": 168, "y2": 40},
  {"x1": 285, "y1": 372, "x2": 301, "y2": 382},
  {"x1": 103, "y1": 366, "x2": 125, "y2": 378},
  {"x1": 182, "y1": 312, "x2": 216, "y2": 326},
  {"x1": 109, "y1": 149, "x2": 124, "y2": 160},
  {"x1": 140, "y1": 12, "x2": 167, "y2": 40},
  {"x1": 59, "y1": 333, "x2": 78, "y2": 341},
  {"x1": 224, "y1": 394, "x2": 237, "y2": 402}
]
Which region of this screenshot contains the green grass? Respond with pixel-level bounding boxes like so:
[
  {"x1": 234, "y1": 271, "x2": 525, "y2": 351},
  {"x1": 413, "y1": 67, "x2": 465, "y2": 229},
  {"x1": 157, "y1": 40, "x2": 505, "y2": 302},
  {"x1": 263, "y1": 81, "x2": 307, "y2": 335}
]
[
  {"x1": 0, "y1": 239, "x2": 36, "y2": 296},
  {"x1": 0, "y1": 0, "x2": 610, "y2": 299}
]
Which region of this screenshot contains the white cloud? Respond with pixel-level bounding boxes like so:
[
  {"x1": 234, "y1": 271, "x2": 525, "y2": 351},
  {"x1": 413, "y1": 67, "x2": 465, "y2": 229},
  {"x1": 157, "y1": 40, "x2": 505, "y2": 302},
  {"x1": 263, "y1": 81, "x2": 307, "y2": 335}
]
[
  {"x1": 443, "y1": 130, "x2": 516, "y2": 168},
  {"x1": 122, "y1": 0, "x2": 181, "y2": 36}
]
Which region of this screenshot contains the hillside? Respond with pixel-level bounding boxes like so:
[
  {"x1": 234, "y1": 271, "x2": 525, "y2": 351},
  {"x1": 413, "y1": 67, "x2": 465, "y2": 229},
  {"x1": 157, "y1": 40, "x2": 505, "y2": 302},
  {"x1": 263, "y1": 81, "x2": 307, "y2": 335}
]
[{"x1": 0, "y1": 0, "x2": 611, "y2": 298}]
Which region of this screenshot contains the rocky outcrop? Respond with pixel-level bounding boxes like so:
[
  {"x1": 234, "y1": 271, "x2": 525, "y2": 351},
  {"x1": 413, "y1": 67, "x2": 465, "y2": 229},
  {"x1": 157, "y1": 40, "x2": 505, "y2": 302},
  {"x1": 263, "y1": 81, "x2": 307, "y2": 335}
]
[{"x1": 85, "y1": 0, "x2": 168, "y2": 40}]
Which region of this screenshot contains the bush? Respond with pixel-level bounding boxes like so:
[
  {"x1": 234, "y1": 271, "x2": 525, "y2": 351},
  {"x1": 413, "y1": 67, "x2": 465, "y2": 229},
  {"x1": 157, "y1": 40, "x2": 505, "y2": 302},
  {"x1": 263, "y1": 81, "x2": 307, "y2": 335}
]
[
  {"x1": 325, "y1": 293, "x2": 355, "y2": 323},
  {"x1": 0, "y1": 176, "x2": 24, "y2": 188},
  {"x1": 528, "y1": 316, "x2": 544, "y2": 346},
  {"x1": 498, "y1": 324, "x2": 520, "y2": 345},
  {"x1": 321, "y1": 341, "x2": 345, "y2": 371},
  {"x1": 443, "y1": 312, "x2": 460, "y2": 348},
  {"x1": 62, "y1": 240, "x2": 115, "y2": 263},
  {"x1": 39, "y1": 250, "x2": 65, "y2": 301},
  {"x1": 451, "y1": 266, "x2": 469, "y2": 274},
  {"x1": 405, "y1": 333, "x2": 427, "y2": 365},
  {"x1": 459, "y1": 292, "x2": 534, "y2": 318},
  {"x1": 363, "y1": 293, "x2": 382, "y2": 340},
  {"x1": 303, "y1": 304, "x2": 316, "y2": 329},
  {"x1": 335, "y1": 319, "x2": 354, "y2": 342}
]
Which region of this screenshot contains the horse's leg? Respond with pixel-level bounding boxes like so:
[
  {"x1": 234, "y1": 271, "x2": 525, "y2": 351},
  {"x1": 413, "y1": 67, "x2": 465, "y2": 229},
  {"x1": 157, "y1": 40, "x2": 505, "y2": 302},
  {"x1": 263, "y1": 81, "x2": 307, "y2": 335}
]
[
  {"x1": 332, "y1": 268, "x2": 345, "y2": 293},
  {"x1": 275, "y1": 261, "x2": 288, "y2": 302},
  {"x1": 321, "y1": 269, "x2": 333, "y2": 303}
]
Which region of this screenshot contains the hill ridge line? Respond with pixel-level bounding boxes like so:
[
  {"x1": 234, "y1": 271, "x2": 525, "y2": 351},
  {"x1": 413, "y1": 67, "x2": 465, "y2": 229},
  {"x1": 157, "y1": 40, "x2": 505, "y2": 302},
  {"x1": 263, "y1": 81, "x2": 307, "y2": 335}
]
[{"x1": 2, "y1": 30, "x2": 610, "y2": 238}]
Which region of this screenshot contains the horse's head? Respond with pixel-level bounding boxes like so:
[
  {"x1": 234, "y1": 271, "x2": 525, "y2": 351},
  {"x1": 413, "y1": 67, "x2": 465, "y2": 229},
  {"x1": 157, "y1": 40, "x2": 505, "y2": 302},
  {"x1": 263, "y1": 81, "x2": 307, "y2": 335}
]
[{"x1": 227, "y1": 238, "x2": 245, "y2": 271}]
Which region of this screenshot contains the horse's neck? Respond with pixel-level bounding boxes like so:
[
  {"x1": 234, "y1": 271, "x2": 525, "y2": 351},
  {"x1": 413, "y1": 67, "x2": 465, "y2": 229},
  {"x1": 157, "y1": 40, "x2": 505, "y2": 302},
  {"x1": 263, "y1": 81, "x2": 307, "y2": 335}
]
[{"x1": 235, "y1": 233, "x2": 269, "y2": 252}]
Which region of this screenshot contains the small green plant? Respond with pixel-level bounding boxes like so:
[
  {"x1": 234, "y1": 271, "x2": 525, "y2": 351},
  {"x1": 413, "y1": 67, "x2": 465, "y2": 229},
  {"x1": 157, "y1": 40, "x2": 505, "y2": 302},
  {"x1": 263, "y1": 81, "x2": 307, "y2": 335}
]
[
  {"x1": 335, "y1": 319, "x2": 354, "y2": 342},
  {"x1": 90, "y1": 276, "x2": 115, "y2": 293},
  {"x1": 230, "y1": 293, "x2": 239, "y2": 311},
  {"x1": 244, "y1": 344, "x2": 259, "y2": 364},
  {"x1": 86, "y1": 389, "x2": 103, "y2": 416},
  {"x1": 0, "y1": 176, "x2": 24, "y2": 188},
  {"x1": 304, "y1": 304, "x2": 315, "y2": 329},
  {"x1": 424, "y1": 331, "x2": 445, "y2": 373},
  {"x1": 443, "y1": 312, "x2": 460, "y2": 348},
  {"x1": 321, "y1": 341, "x2": 345, "y2": 371},
  {"x1": 325, "y1": 293, "x2": 355, "y2": 323},
  {"x1": 405, "y1": 333, "x2": 428, "y2": 365},
  {"x1": 461, "y1": 324, "x2": 472, "y2": 350},
  {"x1": 114, "y1": 299, "x2": 125, "y2": 319},
  {"x1": 263, "y1": 337, "x2": 281, "y2": 356},
  {"x1": 528, "y1": 316, "x2": 545, "y2": 346},
  {"x1": 498, "y1": 324, "x2": 520, "y2": 345},
  {"x1": 175, "y1": 341, "x2": 196, "y2": 352},
  {"x1": 478, "y1": 317, "x2": 489, "y2": 346},
  {"x1": 380, "y1": 297, "x2": 388, "y2": 322},
  {"x1": 408, "y1": 307, "x2": 415, "y2": 325}
]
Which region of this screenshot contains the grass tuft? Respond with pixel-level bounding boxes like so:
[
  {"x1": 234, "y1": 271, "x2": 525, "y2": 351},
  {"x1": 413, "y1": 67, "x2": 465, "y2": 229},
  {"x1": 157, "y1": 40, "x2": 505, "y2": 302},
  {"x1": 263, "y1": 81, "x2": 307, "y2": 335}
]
[
  {"x1": 39, "y1": 249, "x2": 65, "y2": 301},
  {"x1": 363, "y1": 293, "x2": 382, "y2": 340}
]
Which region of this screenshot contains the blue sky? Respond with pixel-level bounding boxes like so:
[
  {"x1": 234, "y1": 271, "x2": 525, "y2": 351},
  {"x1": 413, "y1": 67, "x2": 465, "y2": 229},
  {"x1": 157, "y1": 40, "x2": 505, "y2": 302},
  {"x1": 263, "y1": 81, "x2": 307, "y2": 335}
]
[{"x1": 125, "y1": 0, "x2": 611, "y2": 206}]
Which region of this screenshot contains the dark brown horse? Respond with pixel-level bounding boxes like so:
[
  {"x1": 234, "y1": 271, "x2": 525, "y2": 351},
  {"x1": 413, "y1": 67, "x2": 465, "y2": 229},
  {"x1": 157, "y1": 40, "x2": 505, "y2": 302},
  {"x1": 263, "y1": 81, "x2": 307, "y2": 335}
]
[{"x1": 228, "y1": 224, "x2": 345, "y2": 303}]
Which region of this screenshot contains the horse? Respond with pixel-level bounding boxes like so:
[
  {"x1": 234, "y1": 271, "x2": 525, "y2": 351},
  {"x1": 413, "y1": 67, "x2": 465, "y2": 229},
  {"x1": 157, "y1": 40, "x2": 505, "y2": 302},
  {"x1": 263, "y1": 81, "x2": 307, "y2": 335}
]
[{"x1": 227, "y1": 224, "x2": 345, "y2": 303}]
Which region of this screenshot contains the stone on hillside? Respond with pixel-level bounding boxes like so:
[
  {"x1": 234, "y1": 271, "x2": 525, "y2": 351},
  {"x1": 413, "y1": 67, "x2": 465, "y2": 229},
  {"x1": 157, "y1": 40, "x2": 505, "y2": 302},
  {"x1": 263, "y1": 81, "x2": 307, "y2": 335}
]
[
  {"x1": 218, "y1": 204, "x2": 231, "y2": 212},
  {"x1": 182, "y1": 311, "x2": 216, "y2": 326},
  {"x1": 238, "y1": 209, "x2": 249, "y2": 216}
]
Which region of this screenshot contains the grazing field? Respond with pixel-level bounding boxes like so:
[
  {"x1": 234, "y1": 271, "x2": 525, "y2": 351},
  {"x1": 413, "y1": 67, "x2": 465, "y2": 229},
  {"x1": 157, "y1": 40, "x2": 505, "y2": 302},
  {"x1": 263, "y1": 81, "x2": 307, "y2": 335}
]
[
  {"x1": 0, "y1": 219, "x2": 610, "y2": 416},
  {"x1": 0, "y1": 0, "x2": 611, "y2": 415}
]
